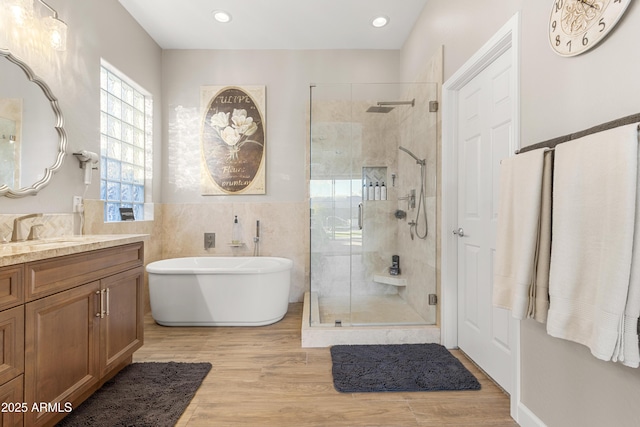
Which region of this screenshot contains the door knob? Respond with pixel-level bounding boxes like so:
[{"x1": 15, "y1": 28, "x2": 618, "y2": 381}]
[{"x1": 452, "y1": 227, "x2": 465, "y2": 237}]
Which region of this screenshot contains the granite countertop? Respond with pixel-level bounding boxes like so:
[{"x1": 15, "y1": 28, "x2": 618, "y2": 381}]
[{"x1": 0, "y1": 234, "x2": 149, "y2": 267}]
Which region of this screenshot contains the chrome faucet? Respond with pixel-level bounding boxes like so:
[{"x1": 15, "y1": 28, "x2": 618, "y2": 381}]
[{"x1": 11, "y1": 213, "x2": 43, "y2": 242}]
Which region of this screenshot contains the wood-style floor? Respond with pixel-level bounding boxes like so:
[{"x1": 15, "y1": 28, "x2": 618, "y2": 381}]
[{"x1": 133, "y1": 303, "x2": 519, "y2": 427}]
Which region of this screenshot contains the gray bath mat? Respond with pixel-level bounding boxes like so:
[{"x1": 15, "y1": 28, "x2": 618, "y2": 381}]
[
  {"x1": 330, "y1": 343, "x2": 481, "y2": 393},
  {"x1": 56, "y1": 362, "x2": 211, "y2": 427}
]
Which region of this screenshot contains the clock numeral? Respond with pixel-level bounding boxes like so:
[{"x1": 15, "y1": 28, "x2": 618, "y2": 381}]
[
  {"x1": 555, "y1": 0, "x2": 564, "y2": 12},
  {"x1": 582, "y1": 33, "x2": 589, "y2": 46},
  {"x1": 555, "y1": 35, "x2": 561, "y2": 47},
  {"x1": 551, "y1": 20, "x2": 557, "y2": 32},
  {"x1": 599, "y1": 18, "x2": 606, "y2": 32},
  {"x1": 566, "y1": 39, "x2": 572, "y2": 52}
]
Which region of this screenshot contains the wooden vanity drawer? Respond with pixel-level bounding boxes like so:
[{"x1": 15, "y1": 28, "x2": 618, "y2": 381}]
[
  {"x1": 0, "y1": 306, "x2": 24, "y2": 386},
  {"x1": 25, "y1": 242, "x2": 143, "y2": 301},
  {"x1": 0, "y1": 265, "x2": 24, "y2": 312},
  {"x1": 0, "y1": 375, "x2": 24, "y2": 427}
]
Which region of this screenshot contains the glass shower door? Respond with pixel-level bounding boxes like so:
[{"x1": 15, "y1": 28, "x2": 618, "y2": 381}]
[
  {"x1": 310, "y1": 83, "x2": 359, "y2": 325},
  {"x1": 310, "y1": 82, "x2": 436, "y2": 327}
]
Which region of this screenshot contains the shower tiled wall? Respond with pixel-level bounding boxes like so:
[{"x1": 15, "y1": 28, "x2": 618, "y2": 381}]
[{"x1": 395, "y1": 80, "x2": 439, "y2": 325}]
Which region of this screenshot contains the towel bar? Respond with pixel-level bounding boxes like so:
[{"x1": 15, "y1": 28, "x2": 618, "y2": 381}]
[{"x1": 516, "y1": 113, "x2": 640, "y2": 155}]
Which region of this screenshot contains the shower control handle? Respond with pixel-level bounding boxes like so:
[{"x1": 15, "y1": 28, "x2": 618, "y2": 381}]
[
  {"x1": 452, "y1": 227, "x2": 465, "y2": 237},
  {"x1": 358, "y1": 203, "x2": 363, "y2": 230}
]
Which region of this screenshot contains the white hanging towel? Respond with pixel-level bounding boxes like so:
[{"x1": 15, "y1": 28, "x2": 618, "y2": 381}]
[
  {"x1": 493, "y1": 148, "x2": 552, "y2": 322},
  {"x1": 614, "y1": 130, "x2": 640, "y2": 368},
  {"x1": 547, "y1": 123, "x2": 639, "y2": 362}
]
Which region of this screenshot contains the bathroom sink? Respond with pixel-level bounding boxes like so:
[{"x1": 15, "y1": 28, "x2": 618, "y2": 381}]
[
  {"x1": 0, "y1": 237, "x2": 87, "y2": 251},
  {"x1": 23, "y1": 240, "x2": 79, "y2": 247},
  {"x1": 34, "y1": 237, "x2": 87, "y2": 244}
]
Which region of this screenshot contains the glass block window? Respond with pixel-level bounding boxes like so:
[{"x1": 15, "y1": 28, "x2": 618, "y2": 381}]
[{"x1": 99, "y1": 63, "x2": 152, "y2": 222}]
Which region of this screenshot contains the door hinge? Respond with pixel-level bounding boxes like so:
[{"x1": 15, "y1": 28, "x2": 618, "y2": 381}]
[
  {"x1": 429, "y1": 100, "x2": 439, "y2": 112},
  {"x1": 428, "y1": 294, "x2": 438, "y2": 305}
]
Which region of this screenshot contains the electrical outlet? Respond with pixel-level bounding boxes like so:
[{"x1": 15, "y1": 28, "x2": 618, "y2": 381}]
[{"x1": 72, "y1": 196, "x2": 83, "y2": 213}]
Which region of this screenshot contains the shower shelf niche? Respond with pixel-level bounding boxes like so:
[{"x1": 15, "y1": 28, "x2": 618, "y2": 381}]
[
  {"x1": 373, "y1": 273, "x2": 406, "y2": 287},
  {"x1": 362, "y1": 166, "x2": 388, "y2": 200}
]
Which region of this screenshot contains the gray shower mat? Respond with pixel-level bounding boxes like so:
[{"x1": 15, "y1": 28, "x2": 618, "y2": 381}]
[{"x1": 330, "y1": 343, "x2": 481, "y2": 393}]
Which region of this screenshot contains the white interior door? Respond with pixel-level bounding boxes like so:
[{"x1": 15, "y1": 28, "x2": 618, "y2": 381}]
[{"x1": 454, "y1": 47, "x2": 516, "y2": 393}]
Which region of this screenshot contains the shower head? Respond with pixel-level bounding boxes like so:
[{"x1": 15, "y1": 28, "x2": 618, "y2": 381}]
[
  {"x1": 366, "y1": 106, "x2": 395, "y2": 113},
  {"x1": 366, "y1": 98, "x2": 415, "y2": 113},
  {"x1": 399, "y1": 146, "x2": 425, "y2": 166}
]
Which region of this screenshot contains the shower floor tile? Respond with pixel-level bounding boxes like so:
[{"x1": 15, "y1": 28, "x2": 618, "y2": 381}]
[{"x1": 318, "y1": 294, "x2": 427, "y2": 326}]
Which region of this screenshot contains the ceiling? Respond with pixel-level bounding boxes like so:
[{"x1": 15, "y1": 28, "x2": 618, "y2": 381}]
[{"x1": 118, "y1": 0, "x2": 428, "y2": 50}]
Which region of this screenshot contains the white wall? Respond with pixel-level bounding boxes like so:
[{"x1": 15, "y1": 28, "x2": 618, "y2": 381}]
[
  {"x1": 401, "y1": 1, "x2": 640, "y2": 426},
  {"x1": 0, "y1": 0, "x2": 162, "y2": 214}
]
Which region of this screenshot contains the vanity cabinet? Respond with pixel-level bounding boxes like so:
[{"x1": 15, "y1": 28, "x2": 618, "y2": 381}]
[
  {"x1": 0, "y1": 265, "x2": 24, "y2": 312},
  {"x1": 25, "y1": 282, "x2": 101, "y2": 427},
  {"x1": 0, "y1": 376, "x2": 24, "y2": 427},
  {"x1": 98, "y1": 268, "x2": 144, "y2": 376},
  {"x1": 0, "y1": 266, "x2": 25, "y2": 427},
  {"x1": 0, "y1": 241, "x2": 144, "y2": 427}
]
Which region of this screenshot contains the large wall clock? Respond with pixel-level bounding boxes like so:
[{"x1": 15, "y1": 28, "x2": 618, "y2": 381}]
[{"x1": 549, "y1": 0, "x2": 631, "y2": 57}]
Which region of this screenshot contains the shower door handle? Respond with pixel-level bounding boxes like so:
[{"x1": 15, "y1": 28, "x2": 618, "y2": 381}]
[
  {"x1": 452, "y1": 227, "x2": 465, "y2": 237},
  {"x1": 358, "y1": 203, "x2": 363, "y2": 230}
]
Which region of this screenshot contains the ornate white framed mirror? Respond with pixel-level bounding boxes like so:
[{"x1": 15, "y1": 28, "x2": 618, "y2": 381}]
[{"x1": 0, "y1": 48, "x2": 66, "y2": 198}]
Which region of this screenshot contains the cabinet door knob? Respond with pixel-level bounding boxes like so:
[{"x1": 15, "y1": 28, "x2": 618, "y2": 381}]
[{"x1": 452, "y1": 227, "x2": 465, "y2": 237}]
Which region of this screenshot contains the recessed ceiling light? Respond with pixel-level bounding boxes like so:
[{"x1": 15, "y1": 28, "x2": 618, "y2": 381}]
[
  {"x1": 212, "y1": 10, "x2": 232, "y2": 23},
  {"x1": 371, "y1": 16, "x2": 389, "y2": 28}
]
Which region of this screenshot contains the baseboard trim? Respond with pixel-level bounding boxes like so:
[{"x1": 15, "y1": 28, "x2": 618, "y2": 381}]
[{"x1": 517, "y1": 402, "x2": 547, "y2": 427}]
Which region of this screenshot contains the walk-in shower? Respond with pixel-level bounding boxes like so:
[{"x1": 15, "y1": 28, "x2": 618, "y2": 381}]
[{"x1": 305, "y1": 82, "x2": 438, "y2": 346}]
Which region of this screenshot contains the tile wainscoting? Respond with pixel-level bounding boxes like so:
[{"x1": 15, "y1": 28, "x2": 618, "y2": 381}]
[{"x1": 84, "y1": 200, "x2": 309, "y2": 305}]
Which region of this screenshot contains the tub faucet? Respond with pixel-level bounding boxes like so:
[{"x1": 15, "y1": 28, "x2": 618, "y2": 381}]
[
  {"x1": 11, "y1": 213, "x2": 43, "y2": 242},
  {"x1": 253, "y1": 220, "x2": 260, "y2": 256}
]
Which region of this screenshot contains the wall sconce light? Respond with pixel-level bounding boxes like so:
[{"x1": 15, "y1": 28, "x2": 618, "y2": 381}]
[
  {"x1": 2, "y1": 0, "x2": 67, "y2": 51},
  {"x1": 39, "y1": 1, "x2": 67, "y2": 51},
  {"x1": 7, "y1": 0, "x2": 34, "y2": 27}
]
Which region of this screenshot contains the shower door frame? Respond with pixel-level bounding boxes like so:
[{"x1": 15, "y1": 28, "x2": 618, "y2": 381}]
[{"x1": 309, "y1": 82, "x2": 436, "y2": 328}]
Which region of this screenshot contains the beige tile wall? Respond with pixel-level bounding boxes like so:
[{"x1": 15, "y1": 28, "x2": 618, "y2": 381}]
[
  {"x1": 160, "y1": 201, "x2": 309, "y2": 302},
  {"x1": 0, "y1": 213, "x2": 74, "y2": 242},
  {"x1": 83, "y1": 199, "x2": 308, "y2": 309}
]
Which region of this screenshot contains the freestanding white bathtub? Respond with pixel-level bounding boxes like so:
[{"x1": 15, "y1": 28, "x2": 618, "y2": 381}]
[{"x1": 146, "y1": 257, "x2": 293, "y2": 326}]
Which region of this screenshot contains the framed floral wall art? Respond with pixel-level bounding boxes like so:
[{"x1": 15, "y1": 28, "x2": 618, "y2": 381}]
[{"x1": 200, "y1": 85, "x2": 266, "y2": 195}]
